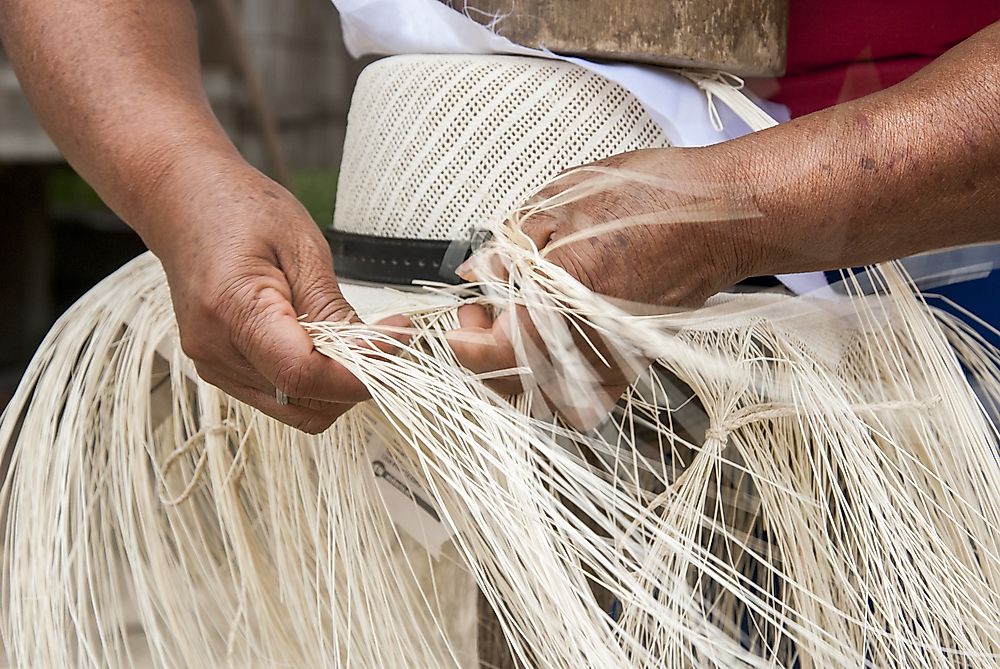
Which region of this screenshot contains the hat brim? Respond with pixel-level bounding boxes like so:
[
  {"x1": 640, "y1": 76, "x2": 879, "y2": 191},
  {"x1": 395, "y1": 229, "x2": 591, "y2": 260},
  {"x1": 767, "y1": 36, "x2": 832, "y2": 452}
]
[{"x1": 340, "y1": 279, "x2": 460, "y2": 323}]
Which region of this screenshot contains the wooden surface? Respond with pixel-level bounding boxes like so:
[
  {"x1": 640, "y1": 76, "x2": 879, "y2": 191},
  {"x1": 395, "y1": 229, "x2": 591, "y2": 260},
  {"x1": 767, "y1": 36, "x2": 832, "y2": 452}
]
[{"x1": 442, "y1": 0, "x2": 788, "y2": 76}]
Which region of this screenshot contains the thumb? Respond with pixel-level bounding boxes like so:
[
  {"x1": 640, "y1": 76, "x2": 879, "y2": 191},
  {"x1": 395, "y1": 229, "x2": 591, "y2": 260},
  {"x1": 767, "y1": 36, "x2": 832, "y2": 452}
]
[
  {"x1": 280, "y1": 232, "x2": 413, "y2": 356},
  {"x1": 456, "y1": 212, "x2": 560, "y2": 282},
  {"x1": 280, "y1": 235, "x2": 358, "y2": 323}
]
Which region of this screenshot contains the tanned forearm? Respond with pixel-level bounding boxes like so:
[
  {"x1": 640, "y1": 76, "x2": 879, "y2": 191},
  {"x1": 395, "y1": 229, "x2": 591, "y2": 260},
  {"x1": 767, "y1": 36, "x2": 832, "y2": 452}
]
[
  {"x1": 0, "y1": 0, "x2": 242, "y2": 253},
  {"x1": 727, "y1": 21, "x2": 1000, "y2": 275}
]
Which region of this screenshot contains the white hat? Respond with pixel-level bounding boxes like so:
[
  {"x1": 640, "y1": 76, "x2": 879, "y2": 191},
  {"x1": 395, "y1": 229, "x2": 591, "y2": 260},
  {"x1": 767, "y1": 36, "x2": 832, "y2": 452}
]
[{"x1": 330, "y1": 54, "x2": 670, "y2": 320}]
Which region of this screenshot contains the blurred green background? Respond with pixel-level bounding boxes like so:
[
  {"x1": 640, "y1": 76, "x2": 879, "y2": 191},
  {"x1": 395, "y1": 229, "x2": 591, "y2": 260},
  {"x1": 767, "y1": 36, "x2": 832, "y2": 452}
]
[{"x1": 47, "y1": 165, "x2": 339, "y2": 227}]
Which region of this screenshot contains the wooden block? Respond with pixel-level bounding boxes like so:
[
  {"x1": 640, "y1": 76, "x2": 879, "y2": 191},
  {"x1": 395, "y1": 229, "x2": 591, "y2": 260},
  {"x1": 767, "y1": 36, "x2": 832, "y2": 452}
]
[{"x1": 441, "y1": 0, "x2": 787, "y2": 76}]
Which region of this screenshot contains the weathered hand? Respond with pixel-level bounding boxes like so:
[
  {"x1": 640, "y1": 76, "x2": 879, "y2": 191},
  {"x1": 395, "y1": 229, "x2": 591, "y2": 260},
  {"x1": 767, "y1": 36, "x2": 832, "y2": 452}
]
[
  {"x1": 447, "y1": 147, "x2": 760, "y2": 424},
  {"x1": 152, "y1": 162, "x2": 404, "y2": 433}
]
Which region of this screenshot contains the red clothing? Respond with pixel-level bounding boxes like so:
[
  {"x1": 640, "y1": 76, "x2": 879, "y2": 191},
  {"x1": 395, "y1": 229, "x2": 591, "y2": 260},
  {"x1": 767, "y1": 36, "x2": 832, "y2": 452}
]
[{"x1": 765, "y1": 1, "x2": 1000, "y2": 117}]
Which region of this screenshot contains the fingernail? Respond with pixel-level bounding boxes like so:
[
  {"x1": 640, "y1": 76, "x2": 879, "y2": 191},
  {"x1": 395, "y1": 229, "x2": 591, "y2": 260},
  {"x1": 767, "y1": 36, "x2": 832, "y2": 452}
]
[{"x1": 456, "y1": 258, "x2": 476, "y2": 281}]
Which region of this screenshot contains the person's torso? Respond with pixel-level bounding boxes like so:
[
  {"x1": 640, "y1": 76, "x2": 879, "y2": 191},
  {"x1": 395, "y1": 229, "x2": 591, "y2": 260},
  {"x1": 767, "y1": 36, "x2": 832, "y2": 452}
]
[{"x1": 766, "y1": 0, "x2": 1000, "y2": 117}]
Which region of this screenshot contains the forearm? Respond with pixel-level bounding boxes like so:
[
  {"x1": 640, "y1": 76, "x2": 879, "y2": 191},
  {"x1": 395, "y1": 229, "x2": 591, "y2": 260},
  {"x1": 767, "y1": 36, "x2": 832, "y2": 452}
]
[
  {"x1": 0, "y1": 0, "x2": 243, "y2": 252},
  {"x1": 730, "y1": 21, "x2": 1000, "y2": 275}
]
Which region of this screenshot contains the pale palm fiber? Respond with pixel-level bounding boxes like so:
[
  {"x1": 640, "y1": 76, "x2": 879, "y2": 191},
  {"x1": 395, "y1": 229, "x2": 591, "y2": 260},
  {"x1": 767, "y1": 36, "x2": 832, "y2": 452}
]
[
  {"x1": 1, "y1": 190, "x2": 999, "y2": 667},
  {"x1": 2, "y1": 65, "x2": 1000, "y2": 668}
]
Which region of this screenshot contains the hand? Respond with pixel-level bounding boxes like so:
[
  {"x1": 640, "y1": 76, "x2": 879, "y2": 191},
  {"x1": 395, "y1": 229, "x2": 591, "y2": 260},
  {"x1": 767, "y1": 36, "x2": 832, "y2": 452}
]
[
  {"x1": 446, "y1": 147, "x2": 762, "y2": 425},
  {"x1": 150, "y1": 159, "x2": 404, "y2": 433}
]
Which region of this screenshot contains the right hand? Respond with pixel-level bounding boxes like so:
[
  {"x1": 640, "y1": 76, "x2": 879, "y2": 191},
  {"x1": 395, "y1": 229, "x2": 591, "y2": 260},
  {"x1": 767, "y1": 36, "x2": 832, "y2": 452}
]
[
  {"x1": 448, "y1": 148, "x2": 761, "y2": 427},
  {"x1": 147, "y1": 158, "x2": 405, "y2": 433}
]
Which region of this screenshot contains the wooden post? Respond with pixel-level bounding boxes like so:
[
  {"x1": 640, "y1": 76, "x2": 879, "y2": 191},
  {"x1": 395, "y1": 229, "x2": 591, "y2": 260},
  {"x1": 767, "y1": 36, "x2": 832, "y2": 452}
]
[
  {"x1": 209, "y1": 0, "x2": 293, "y2": 187},
  {"x1": 441, "y1": 0, "x2": 788, "y2": 76}
]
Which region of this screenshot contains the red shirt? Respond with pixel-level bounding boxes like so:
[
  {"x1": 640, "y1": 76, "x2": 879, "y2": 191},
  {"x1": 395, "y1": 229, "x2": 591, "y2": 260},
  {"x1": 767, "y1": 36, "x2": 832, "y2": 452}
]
[{"x1": 763, "y1": 1, "x2": 1000, "y2": 117}]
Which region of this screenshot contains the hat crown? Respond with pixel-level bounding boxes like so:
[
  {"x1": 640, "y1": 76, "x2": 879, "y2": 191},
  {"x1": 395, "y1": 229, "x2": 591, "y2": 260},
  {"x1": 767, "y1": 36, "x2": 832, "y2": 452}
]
[{"x1": 333, "y1": 54, "x2": 669, "y2": 241}]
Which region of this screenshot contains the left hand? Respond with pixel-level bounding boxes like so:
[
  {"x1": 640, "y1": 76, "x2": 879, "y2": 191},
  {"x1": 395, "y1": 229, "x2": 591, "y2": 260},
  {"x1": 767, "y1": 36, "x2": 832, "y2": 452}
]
[{"x1": 445, "y1": 147, "x2": 762, "y2": 424}]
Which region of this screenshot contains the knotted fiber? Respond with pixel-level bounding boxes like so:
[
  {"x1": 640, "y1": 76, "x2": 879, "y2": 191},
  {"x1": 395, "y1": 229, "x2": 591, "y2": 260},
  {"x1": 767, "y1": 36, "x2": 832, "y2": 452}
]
[{"x1": 1, "y1": 203, "x2": 999, "y2": 667}]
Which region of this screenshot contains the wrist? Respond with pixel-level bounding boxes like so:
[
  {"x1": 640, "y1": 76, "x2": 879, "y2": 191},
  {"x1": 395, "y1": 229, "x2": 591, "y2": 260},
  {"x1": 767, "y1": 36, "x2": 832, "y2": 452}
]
[
  {"x1": 715, "y1": 126, "x2": 845, "y2": 279},
  {"x1": 122, "y1": 141, "x2": 252, "y2": 257},
  {"x1": 722, "y1": 102, "x2": 907, "y2": 277},
  {"x1": 687, "y1": 143, "x2": 773, "y2": 283}
]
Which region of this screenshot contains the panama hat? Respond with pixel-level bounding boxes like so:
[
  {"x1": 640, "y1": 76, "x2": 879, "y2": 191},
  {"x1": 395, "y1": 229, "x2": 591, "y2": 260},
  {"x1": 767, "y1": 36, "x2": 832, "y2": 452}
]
[{"x1": 328, "y1": 54, "x2": 670, "y2": 320}]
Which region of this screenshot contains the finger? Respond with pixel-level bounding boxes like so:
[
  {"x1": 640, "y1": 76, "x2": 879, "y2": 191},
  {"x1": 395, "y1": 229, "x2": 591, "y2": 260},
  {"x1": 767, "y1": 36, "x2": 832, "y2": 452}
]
[
  {"x1": 195, "y1": 362, "x2": 349, "y2": 413},
  {"x1": 271, "y1": 228, "x2": 378, "y2": 398},
  {"x1": 236, "y1": 383, "x2": 350, "y2": 434},
  {"x1": 226, "y1": 228, "x2": 379, "y2": 402},
  {"x1": 462, "y1": 306, "x2": 550, "y2": 395},
  {"x1": 457, "y1": 207, "x2": 562, "y2": 284},
  {"x1": 446, "y1": 305, "x2": 524, "y2": 395},
  {"x1": 365, "y1": 314, "x2": 413, "y2": 350},
  {"x1": 542, "y1": 382, "x2": 628, "y2": 431},
  {"x1": 234, "y1": 284, "x2": 372, "y2": 403},
  {"x1": 518, "y1": 210, "x2": 560, "y2": 251},
  {"x1": 196, "y1": 369, "x2": 350, "y2": 434},
  {"x1": 280, "y1": 232, "x2": 356, "y2": 323},
  {"x1": 183, "y1": 327, "x2": 351, "y2": 405},
  {"x1": 512, "y1": 305, "x2": 636, "y2": 419},
  {"x1": 456, "y1": 303, "x2": 493, "y2": 329},
  {"x1": 456, "y1": 247, "x2": 509, "y2": 284},
  {"x1": 190, "y1": 346, "x2": 279, "y2": 395}
]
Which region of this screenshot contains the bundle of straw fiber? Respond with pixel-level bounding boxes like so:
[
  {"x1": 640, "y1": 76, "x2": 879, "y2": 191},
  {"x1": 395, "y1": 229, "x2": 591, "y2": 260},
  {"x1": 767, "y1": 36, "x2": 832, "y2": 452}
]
[
  {"x1": 2, "y1": 54, "x2": 1000, "y2": 668},
  {"x1": 2, "y1": 219, "x2": 999, "y2": 668}
]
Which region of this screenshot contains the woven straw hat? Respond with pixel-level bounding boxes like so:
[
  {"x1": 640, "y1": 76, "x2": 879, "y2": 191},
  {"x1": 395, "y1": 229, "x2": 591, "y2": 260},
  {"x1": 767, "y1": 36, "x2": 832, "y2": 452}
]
[{"x1": 330, "y1": 54, "x2": 671, "y2": 320}]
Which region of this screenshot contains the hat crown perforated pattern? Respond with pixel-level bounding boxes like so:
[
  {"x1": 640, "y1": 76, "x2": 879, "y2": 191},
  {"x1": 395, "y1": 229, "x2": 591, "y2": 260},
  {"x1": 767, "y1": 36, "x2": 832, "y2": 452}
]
[{"x1": 333, "y1": 55, "x2": 670, "y2": 240}]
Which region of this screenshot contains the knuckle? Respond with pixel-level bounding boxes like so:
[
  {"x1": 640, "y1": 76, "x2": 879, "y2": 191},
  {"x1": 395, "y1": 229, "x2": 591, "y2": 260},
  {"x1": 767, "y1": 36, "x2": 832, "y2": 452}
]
[
  {"x1": 296, "y1": 279, "x2": 352, "y2": 323},
  {"x1": 520, "y1": 215, "x2": 555, "y2": 242},
  {"x1": 284, "y1": 235, "x2": 333, "y2": 283},
  {"x1": 179, "y1": 333, "x2": 211, "y2": 364}
]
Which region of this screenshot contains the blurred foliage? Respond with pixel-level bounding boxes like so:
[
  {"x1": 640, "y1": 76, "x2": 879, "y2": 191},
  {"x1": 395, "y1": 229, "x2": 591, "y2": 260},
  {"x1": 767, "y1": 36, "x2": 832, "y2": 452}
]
[
  {"x1": 47, "y1": 165, "x2": 106, "y2": 211},
  {"x1": 293, "y1": 170, "x2": 338, "y2": 228},
  {"x1": 46, "y1": 165, "x2": 338, "y2": 227}
]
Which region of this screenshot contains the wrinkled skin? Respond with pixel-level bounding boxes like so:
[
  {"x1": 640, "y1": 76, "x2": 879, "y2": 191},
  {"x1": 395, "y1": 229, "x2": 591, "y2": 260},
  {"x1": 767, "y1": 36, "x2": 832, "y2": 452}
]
[
  {"x1": 448, "y1": 23, "x2": 1000, "y2": 413},
  {"x1": 158, "y1": 163, "x2": 405, "y2": 433},
  {"x1": 475, "y1": 149, "x2": 759, "y2": 308},
  {"x1": 446, "y1": 148, "x2": 762, "y2": 425},
  {"x1": 0, "y1": 0, "x2": 410, "y2": 433}
]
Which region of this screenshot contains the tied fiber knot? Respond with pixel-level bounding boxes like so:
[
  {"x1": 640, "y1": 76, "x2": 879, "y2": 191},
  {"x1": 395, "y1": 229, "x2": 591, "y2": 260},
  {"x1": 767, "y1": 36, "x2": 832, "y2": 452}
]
[
  {"x1": 704, "y1": 423, "x2": 731, "y2": 445},
  {"x1": 702, "y1": 396, "x2": 943, "y2": 448},
  {"x1": 1, "y1": 248, "x2": 997, "y2": 668},
  {"x1": 158, "y1": 421, "x2": 235, "y2": 506}
]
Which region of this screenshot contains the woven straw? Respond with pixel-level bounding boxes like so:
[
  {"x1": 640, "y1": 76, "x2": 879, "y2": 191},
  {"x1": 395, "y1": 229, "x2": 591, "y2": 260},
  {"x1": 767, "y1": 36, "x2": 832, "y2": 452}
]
[{"x1": 333, "y1": 54, "x2": 669, "y2": 240}]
